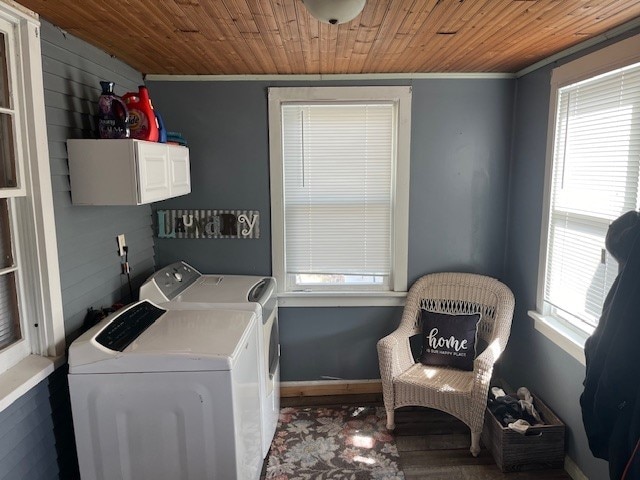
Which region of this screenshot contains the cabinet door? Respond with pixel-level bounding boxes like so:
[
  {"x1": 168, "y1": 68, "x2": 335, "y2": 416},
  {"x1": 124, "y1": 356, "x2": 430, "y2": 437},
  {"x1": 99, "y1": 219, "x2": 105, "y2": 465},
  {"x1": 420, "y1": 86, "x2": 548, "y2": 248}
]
[
  {"x1": 136, "y1": 142, "x2": 170, "y2": 204},
  {"x1": 168, "y1": 146, "x2": 191, "y2": 197}
]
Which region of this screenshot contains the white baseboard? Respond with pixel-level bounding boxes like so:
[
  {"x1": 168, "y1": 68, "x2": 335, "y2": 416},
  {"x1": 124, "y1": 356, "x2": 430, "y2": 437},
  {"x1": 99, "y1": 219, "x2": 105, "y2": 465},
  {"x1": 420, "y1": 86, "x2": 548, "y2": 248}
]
[{"x1": 565, "y1": 455, "x2": 588, "y2": 480}]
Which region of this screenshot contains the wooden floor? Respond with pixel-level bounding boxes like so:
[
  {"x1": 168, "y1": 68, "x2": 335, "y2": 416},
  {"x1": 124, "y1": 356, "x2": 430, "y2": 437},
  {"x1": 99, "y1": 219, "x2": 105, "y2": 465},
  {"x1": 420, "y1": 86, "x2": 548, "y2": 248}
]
[{"x1": 263, "y1": 394, "x2": 572, "y2": 480}]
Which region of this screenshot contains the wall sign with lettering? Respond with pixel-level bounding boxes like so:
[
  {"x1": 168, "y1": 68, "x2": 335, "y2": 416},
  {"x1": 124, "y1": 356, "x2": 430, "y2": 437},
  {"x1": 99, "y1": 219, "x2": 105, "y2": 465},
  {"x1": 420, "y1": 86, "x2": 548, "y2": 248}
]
[{"x1": 156, "y1": 209, "x2": 260, "y2": 239}]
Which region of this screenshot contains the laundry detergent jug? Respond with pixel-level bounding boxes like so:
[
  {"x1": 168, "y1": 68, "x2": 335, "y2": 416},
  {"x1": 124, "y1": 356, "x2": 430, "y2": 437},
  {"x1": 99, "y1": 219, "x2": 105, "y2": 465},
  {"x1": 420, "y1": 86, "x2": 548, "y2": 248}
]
[{"x1": 122, "y1": 86, "x2": 159, "y2": 142}]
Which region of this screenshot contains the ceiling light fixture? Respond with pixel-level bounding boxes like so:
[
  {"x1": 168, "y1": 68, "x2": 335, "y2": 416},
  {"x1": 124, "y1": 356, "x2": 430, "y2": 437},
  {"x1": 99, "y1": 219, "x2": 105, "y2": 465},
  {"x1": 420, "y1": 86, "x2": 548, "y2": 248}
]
[{"x1": 302, "y1": 0, "x2": 366, "y2": 25}]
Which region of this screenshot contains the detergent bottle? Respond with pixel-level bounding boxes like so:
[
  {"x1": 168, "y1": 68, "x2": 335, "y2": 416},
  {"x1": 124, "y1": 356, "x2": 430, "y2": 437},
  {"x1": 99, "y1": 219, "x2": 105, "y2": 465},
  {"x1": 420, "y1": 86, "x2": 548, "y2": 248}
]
[
  {"x1": 122, "y1": 86, "x2": 159, "y2": 142},
  {"x1": 97, "y1": 81, "x2": 129, "y2": 139}
]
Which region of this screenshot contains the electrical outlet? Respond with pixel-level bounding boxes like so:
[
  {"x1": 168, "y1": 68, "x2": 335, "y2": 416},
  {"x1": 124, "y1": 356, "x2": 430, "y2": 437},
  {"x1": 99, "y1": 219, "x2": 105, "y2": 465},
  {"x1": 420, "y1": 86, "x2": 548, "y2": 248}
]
[{"x1": 116, "y1": 234, "x2": 126, "y2": 257}]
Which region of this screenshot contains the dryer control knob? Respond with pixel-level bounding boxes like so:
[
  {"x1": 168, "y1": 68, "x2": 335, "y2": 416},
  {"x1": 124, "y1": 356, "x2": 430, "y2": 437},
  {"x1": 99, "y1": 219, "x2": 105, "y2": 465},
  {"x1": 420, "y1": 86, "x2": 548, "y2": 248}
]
[{"x1": 173, "y1": 272, "x2": 183, "y2": 282}]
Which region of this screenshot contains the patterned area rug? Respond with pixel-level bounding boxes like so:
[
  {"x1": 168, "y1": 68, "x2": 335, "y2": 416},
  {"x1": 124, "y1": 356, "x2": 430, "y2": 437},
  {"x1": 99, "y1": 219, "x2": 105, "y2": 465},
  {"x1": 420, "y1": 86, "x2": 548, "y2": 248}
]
[{"x1": 266, "y1": 405, "x2": 405, "y2": 480}]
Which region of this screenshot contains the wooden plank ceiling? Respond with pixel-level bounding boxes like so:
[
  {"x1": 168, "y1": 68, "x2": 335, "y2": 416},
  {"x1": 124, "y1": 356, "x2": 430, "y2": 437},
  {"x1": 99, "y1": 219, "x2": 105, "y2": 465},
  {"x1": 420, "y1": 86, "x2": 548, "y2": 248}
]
[{"x1": 17, "y1": 0, "x2": 640, "y2": 75}]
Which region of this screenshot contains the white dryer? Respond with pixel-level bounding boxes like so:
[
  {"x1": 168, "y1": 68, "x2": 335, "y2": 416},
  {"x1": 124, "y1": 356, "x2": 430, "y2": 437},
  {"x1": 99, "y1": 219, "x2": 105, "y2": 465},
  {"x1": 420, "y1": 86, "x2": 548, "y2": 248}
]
[
  {"x1": 68, "y1": 300, "x2": 262, "y2": 480},
  {"x1": 139, "y1": 261, "x2": 280, "y2": 458}
]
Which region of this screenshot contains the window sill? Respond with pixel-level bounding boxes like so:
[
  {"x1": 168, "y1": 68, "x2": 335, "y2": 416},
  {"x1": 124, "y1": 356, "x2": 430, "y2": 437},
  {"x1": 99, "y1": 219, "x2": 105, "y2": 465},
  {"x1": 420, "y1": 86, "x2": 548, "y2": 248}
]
[
  {"x1": 528, "y1": 310, "x2": 588, "y2": 365},
  {"x1": 0, "y1": 354, "x2": 65, "y2": 413},
  {"x1": 278, "y1": 291, "x2": 407, "y2": 307}
]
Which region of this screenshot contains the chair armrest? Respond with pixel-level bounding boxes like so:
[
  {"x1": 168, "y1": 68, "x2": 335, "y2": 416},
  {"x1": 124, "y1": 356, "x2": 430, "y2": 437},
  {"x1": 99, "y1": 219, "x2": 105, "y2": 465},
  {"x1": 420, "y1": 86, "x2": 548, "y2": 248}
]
[
  {"x1": 474, "y1": 339, "x2": 502, "y2": 369},
  {"x1": 471, "y1": 339, "x2": 503, "y2": 403},
  {"x1": 377, "y1": 329, "x2": 414, "y2": 383}
]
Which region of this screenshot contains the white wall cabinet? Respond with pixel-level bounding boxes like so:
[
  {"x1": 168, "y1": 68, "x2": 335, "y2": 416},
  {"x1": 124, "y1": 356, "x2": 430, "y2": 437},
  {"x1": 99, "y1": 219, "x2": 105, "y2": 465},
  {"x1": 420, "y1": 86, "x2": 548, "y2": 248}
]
[{"x1": 67, "y1": 139, "x2": 191, "y2": 205}]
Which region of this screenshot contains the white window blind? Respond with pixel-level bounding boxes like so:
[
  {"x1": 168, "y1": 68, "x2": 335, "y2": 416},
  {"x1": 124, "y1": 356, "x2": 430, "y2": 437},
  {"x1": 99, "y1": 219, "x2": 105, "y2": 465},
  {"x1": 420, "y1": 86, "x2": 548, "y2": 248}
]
[
  {"x1": 545, "y1": 62, "x2": 640, "y2": 327},
  {"x1": 281, "y1": 103, "x2": 394, "y2": 287}
]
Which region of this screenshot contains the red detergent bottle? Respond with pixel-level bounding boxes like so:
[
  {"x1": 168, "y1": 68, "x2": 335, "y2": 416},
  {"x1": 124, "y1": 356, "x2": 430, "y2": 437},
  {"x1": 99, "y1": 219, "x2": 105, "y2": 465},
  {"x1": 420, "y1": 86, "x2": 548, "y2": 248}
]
[{"x1": 122, "y1": 86, "x2": 159, "y2": 142}]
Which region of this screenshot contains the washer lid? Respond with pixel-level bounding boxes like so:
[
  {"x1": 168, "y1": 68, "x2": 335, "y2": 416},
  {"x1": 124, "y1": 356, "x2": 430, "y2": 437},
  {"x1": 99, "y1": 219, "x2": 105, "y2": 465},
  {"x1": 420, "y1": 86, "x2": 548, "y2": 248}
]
[{"x1": 68, "y1": 301, "x2": 257, "y2": 374}]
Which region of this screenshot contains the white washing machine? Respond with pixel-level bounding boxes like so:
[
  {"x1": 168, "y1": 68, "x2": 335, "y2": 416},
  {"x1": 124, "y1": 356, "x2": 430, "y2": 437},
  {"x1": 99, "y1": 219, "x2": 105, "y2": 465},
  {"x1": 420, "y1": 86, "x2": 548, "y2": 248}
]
[
  {"x1": 68, "y1": 300, "x2": 262, "y2": 480},
  {"x1": 139, "y1": 261, "x2": 280, "y2": 458}
]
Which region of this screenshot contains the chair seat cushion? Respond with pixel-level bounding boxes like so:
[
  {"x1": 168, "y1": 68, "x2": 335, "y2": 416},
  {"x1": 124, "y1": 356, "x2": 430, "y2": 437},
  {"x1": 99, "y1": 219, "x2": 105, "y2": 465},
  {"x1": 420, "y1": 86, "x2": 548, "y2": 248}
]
[
  {"x1": 419, "y1": 310, "x2": 481, "y2": 371},
  {"x1": 395, "y1": 363, "x2": 474, "y2": 395}
]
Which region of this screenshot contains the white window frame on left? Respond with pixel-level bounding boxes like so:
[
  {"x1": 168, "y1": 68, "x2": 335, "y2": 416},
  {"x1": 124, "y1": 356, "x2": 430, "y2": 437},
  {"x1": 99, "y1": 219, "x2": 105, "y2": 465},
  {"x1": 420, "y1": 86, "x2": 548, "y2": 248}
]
[{"x1": 0, "y1": 1, "x2": 65, "y2": 411}]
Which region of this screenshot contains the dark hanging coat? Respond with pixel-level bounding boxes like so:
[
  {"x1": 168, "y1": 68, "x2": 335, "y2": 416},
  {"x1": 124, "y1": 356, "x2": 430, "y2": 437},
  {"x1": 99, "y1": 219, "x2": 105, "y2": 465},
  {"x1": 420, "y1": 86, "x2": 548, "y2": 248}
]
[{"x1": 580, "y1": 210, "x2": 640, "y2": 480}]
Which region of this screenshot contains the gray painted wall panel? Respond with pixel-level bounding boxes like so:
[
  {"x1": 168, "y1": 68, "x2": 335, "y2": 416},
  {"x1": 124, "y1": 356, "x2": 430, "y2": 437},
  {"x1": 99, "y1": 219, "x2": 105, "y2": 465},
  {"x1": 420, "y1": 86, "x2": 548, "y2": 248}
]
[
  {"x1": 48, "y1": 142, "x2": 69, "y2": 161},
  {"x1": 0, "y1": 380, "x2": 58, "y2": 480},
  {"x1": 43, "y1": 71, "x2": 99, "y2": 100},
  {"x1": 45, "y1": 106, "x2": 93, "y2": 130},
  {"x1": 43, "y1": 91, "x2": 96, "y2": 117},
  {"x1": 40, "y1": 27, "x2": 141, "y2": 91},
  {"x1": 49, "y1": 158, "x2": 69, "y2": 177},
  {"x1": 53, "y1": 197, "x2": 152, "y2": 228},
  {"x1": 54, "y1": 208, "x2": 152, "y2": 248},
  {"x1": 46, "y1": 124, "x2": 90, "y2": 143},
  {"x1": 503, "y1": 28, "x2": 640, "y2": 479},
  {"x1": 147, "y1": 78, "x2": 514, "y2": 380},
  {"x1": 408, "y1": 79, "x2": 512, "y2": 283},
  {"x1": 42, "y1": 53, "x2": 133, "y2": 93},
  {"x1": 279, "y1": 306, "x2": 403, "y2": 380},
  {"x1": 59, "y1": 227, "x2": 153, "y2": 276},
  {"x1": 149, "y1": 81, "x2": 274, "y2": 275}
]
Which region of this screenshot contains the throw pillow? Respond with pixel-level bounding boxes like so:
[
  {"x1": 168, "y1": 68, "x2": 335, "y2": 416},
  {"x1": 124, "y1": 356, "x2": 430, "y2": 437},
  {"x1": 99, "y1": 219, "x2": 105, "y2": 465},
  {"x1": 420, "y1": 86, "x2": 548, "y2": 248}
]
[
  {"x1": 409, "y1": 333, "x2": 423, "y2": 361},
  {"x1": 419, "y1": 310, "x2": 481, "y2": 371}
]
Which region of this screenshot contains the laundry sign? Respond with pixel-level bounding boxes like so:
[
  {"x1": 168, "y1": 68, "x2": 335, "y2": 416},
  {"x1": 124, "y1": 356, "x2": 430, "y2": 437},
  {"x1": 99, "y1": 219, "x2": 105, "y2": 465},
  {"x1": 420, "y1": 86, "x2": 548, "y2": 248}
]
[{"x1": 156, "y1": 209, "x2": 259, "y2": 239}]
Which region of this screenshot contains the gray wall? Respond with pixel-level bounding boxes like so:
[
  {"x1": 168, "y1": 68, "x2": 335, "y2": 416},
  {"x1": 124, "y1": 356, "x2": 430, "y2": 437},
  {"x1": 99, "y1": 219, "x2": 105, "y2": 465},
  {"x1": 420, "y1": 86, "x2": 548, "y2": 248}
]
[
  {"x1": 502, "y1": 29, "x2": 640, "y2": 479},
  {"x1": 148, "y1": 78, "x2": 514, "y2": 381},
  {"x1": 0, "y1": 21, "x2": 150, "y2": 480},
  {"x1": 43, "y1": 21, "x2": 155, "y2": 336},
  {"x1": 0, "y1": 367, "x2": 76, "y2": 480},
  {"x1": 0, "y1": 377, "x2": 58, "y2": 480}
]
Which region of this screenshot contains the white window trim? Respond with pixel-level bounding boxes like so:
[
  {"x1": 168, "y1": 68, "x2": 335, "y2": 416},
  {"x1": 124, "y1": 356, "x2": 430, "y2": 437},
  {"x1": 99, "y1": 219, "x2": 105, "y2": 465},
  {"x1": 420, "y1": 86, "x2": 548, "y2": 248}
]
[
  {"x1": 278, "y1": 291, "x2": 407, "y2": 308},
  {"x1": 528, "y1": 311, "x2": 588, "y2": 365},
  {"x1": 534, "y1": 33, "x2": 640, "y2": 361},
  {"x1": 0, "y1": 2, "x2": 65, "y2": 412},
  {"x1": 268, "y1": 86, "x2": 411, "y2": 307}
]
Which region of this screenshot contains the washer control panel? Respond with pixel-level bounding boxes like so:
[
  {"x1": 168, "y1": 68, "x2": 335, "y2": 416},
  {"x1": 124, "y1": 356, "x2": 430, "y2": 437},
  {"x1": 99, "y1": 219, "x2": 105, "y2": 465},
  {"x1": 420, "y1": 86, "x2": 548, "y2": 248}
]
[
  {"x1": 153, "y1": 262, "x2": 201, "y2": 300},
  {"x1": 95, "y1": 301, "x2": 165, "y2": 351}
]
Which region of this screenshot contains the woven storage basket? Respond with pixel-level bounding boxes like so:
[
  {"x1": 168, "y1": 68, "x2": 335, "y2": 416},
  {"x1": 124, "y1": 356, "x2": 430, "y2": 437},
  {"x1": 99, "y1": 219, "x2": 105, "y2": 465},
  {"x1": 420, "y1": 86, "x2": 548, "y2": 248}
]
[{"x1": 481, "y1": 393, "x2": 565, "y2": 472}]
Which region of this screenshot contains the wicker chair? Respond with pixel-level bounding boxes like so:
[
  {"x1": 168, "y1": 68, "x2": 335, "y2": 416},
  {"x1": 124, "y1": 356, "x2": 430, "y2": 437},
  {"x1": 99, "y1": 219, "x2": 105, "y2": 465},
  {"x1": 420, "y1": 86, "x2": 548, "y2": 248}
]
[{"x1": 377, "y1": 272, "x2": 515, "y2": 456}]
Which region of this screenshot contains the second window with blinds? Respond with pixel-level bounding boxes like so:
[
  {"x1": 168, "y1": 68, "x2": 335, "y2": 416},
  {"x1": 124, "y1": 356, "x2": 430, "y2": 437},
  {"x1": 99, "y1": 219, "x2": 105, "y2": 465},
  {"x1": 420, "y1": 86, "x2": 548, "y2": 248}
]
[
  {"x1": 268, "y1": 87, "x2": 411, "y2": 305},
  {"x1": 536, "y1": 34, "x2": 640, "y2": 349}
]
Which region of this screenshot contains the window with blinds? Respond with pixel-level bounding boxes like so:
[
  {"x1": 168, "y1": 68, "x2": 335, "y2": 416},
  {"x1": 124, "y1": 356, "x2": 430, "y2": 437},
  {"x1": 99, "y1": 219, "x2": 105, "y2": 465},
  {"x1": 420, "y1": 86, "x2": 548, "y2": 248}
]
[
  {"x1": 281, "y1": 103, "x2": 394, "y2": 289},
  {"x1": 269, "y1": 86, "x2": 411, "y2": 298},
  {"x1": 544, "y1": 61, "x2": 640, "y2": 328}
]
